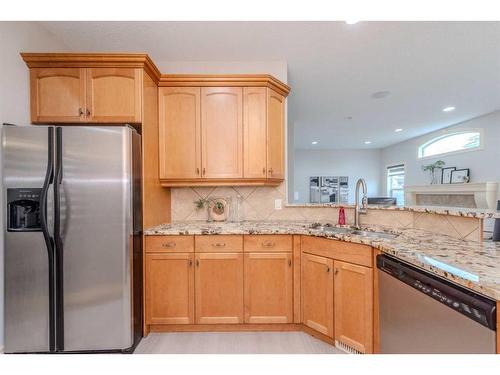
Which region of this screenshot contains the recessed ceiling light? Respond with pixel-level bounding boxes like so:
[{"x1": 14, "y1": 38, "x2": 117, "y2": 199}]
[
  {"x1": 345, "y1": 116, "x2": 353, "y2": 120},
  {"x1": 311, "y1": 141, "x2": 318, "y2": 145},
  {"x1": 364, "y1": 141, "x2": 372, "y2": 145},
  {"x1": 371, "y1": 91, "x2": 391, "y2": 99},
  {"x1": 345, "y1": 20, "x2": 359, "y2": 25},
  {"x1": 443, "y1": 106, "x2": 456, "y2": 112},
  {"x1": 395, "y1": 128, "x2": 403, "y2": 132}
]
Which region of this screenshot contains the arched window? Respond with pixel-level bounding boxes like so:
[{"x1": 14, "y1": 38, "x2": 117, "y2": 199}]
[{"x1": 418, "y1": 130, "x2": 482, "y2": 159}]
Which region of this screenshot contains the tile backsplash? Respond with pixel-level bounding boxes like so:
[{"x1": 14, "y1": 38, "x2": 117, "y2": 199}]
[{"x1": 170, "y1": 184, "x2": 482, "y2": 242}]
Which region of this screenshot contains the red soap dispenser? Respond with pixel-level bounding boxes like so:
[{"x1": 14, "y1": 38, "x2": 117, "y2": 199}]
[{"x1": 338, "y1": 207, "x2": 346, "y2": 225}]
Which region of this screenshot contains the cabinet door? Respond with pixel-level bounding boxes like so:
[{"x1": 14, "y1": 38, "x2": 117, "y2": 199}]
[
  {"x1": 243, "y1": 87, "x2": 267, "y2": 178},
  {"x1": 201, "y1": 87, "x2": 243, "y2": 178},
  {"x1": 334, "y1": 260, "x2": 373, "y2": 353},
  {"x1": 195, "y1": 252, "x2": 244, "y2": 324},
  {"x1": 244, "y1": 252, "x2": 293, "y2": 323},
  {"x1": 145, "y1": 253, "x2": 194, "y2": 325},
  {"x1": 86, "y1": 68, "x2": 142, "y2": 123},
  {"x1": 301, "y1": 253, "x2": 334, "y2": 337},
  {"x1": 266, "y1": 89, "x2": 285, "y2": 179},
  {"x1": 30, "y1": 68, "x2": 86, "y2": 123},
  {"x1": 158, "y1": 87, "x2": 201, "y2": 179}
]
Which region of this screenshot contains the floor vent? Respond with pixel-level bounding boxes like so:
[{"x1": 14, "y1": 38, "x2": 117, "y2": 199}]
[{"x1": 335, "y1": 340, "x2": 364, "y2": 354}]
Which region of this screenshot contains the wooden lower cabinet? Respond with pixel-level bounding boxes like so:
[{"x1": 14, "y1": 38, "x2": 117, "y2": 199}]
[
  {"x1": 301, "y1": 253, "x2": 334, "y2": 338},
  {"x1": 195, "y1": 252, "x2": 244, "y2": 324},
  {"x1": 334, "y1": 260, "x2": 373, "y2": 353},
  {"x1": 244, "y1": 252, "x2": 293, "y2": 323},
  {"x1": 145, "y1": 253, "x2": 194, "y2": 325}
]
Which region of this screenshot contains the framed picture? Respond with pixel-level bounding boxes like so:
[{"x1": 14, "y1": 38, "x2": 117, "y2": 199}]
[
  {"x1": 441, "y1": 167, "x2": 456, "y2": 184},
  {"x1": 451, "y1": 168, "x2": 470, "y2": 184}
]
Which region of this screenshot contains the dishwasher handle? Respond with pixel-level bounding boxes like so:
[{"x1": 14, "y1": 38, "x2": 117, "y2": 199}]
[{"x1": 377, "y1": 254, "x2": 497, "y2": 331}]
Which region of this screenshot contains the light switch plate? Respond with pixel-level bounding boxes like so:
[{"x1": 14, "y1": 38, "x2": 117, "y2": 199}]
[{"x1": 274, "y1": 199, "x2": 282, "y2": 210}]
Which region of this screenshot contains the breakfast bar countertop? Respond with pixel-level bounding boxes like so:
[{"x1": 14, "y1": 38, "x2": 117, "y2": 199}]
[{"x1": 145, "y1": 221, "x2": 500, "y2": 301}]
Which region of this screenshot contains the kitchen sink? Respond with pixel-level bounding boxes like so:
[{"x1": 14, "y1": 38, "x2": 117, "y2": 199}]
[
  {"x1": 350, "y1": 230, "x2": 397, "y2": 240},
  {"x1": 320, "y1": 226, "x2": 353, "y2": 234}
]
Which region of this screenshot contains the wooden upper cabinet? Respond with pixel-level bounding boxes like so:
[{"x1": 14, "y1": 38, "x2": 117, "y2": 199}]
[
  {"x1": 201, "y1": 87, "x2": 243, "y2": 179},
  {"x1": 86, "y1": 68, "x2": 142, "y2": 123},
  {"x1": 244, "y1": 252, "x2": 293, "y2": 324},
  {"x1": 159, "y1": 87, "x2": 201, "y2": 179},
  {"x1": 30, "y1": 68, "x2": 86, "y2": 123},
  {"x1": 301, "y1": 253, "x2": 334, "y2": 338},
  {"x1": 145, "y1": 253, "x2": 194, "y2": 325},
  {"x1": 334, "y1": 260, "x2": 373, "y2": 353},
  {"x1": 243, "y1": 87, "x2": 267, "y2": 178},
  {"x1": 195, "y1": 252, "x2": 244, "y2": 324},
  {"x1": 267, "y1": 89, "x2": 285, "y2": 180}
]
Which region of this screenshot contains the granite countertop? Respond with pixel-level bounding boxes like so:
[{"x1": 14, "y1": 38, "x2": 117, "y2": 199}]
[
  {"x1": 285, "y1": 203, "x2": 500, "y2": 219},
  {"x1": 145, "y1": 221, "x2": 500, "y2": 301}
]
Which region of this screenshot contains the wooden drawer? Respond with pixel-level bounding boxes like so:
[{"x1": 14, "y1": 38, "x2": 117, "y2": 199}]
[
  {"x1": 195, "y1": 235, "x2": 243, "y2": 252},
  {"x1": 244, "y1": 235, "x2": 293, "y2": 252},
  {"x1": 146, "y1": 235, "x2": 194, "y2": 253},
  {"x1": 301, "y1": 236, "x2": 372, "y2": 268}
]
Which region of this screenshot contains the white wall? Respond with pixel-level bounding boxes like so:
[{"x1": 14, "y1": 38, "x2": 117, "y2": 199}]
[
  {"x1": 293, "y1": 149, "x2": 382, "y2": 204},
  {"x1": 0, "y1": 21, "x2": 69, "y2": 350},
  {"x1": 381, "y1": 110, "x2": 500, "y2": 193}
]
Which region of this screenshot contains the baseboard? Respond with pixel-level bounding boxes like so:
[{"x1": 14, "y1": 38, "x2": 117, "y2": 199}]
[{"x1": 149, "y1": 323, "x2": 301, "y2": 333}]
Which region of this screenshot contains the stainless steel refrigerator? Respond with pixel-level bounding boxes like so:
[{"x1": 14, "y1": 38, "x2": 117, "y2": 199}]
[{"x1": 2, "y1": 125, "x2": 142, "y2": 353}]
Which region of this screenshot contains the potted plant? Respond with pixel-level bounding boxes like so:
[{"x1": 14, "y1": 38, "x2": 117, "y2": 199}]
[{"x1": 422, "y1": 160, "x2": 446, "y2": 184}]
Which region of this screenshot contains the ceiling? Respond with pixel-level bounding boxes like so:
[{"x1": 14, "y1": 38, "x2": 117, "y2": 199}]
[{"x1": 38, "y1": 21, "x2": 500, "y2": 150}]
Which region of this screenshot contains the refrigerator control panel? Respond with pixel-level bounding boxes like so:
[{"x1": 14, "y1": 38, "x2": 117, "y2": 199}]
[{"x1": 7, "y1": 188, "x2": 43, "y2": 232}]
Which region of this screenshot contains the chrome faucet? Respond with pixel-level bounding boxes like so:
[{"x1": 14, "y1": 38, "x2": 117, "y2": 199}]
[{"x1": 354, "y1": 178, "x2": 368, "y2": 228}]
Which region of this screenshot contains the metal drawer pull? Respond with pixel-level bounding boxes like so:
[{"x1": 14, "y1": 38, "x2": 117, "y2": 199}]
[
  {"x1": 78, "y1": 108, "x2": 84, "y2": 116},
  {"x1": 262, "y1": 240, "x2": 275, "y2": 247},
  {"x1": 326, "y1": 266, "x2": 330, "y2": 273},
  {"x1": 189, "y1": 259, "x2": 193, "y2": 267},
  {"x1": 288, "y1": 259, "x2": 292, "y2": 267},
  {"x1": 86, "y1": 109, "x2": 91, "y2": 116},
  {"x1": 162, "y1": 242, "x2": 176, "y2": 248},
  {"x1": 334, "y1": 268, "x2": 339, "y2": 275},
  {"x1": 212, "y1": 242, "x2": 226, "y2": 248},
  {"x1": 196, "y1": 259, "x2": 200, "y2": 267}
]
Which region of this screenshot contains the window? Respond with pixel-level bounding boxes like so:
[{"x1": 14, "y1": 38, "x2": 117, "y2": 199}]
[
  {"x1": 418, "y1": 130, "x2": 481, "y2": 159},
  {"x1": 387, "y1": 164, "x2": 405, "y2": 205}
]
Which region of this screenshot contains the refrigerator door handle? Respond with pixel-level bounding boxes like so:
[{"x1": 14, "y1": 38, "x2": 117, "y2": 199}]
[
  {"x1": 40, "y1": 127, "x2": 56, "y2": 352},
  {"x1": 54, "y1": 127, "x2": 65, "y2": 351}
]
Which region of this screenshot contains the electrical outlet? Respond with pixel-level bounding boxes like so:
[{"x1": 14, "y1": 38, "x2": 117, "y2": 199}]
[{"x1": 275, "y1": 199, "x2": 282, "y2": 210}]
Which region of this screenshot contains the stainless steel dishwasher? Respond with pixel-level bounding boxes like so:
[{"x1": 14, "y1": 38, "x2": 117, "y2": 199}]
[{"x1": 377, "y1": 255, "x2": 497, "y2": 354}]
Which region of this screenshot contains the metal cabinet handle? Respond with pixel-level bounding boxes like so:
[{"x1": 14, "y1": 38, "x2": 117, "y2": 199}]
[
  {"x1": 334, "y1": 268, "x2": 339, "y2": 276},
  {"x1": 162, "y1": 242, "x2": 176, "y2": 248},
  {"x1": 189, "y1": 259, "x2": 193, "y2": 267},
  {"x1": 86, "y1": 109, "x2": 91, "y2": 117},
  {"x1": 326, "y1": 266, "x2": 330, "y2": 273},
  {"x1": 196, "y1": 168, "x2": 200, "y2": 175},
  {"x1": 262, "y1": 167, "x2": 266, "y2": 175},
  {"x1": 202, "y1": 168, "x2": 206, "y2": 176},
  {"x1": 288, "y1": 259, "x2": 292, "y2": 267},
  {"x1": 262, "y1": 240, "x2": 275, "y2": 248},
  {"x1": 195, "y1": 259, "x2": 199, "y2": 267},
  {"x1": 78, "y1": 108, "x2": 84, "y2": 116},
  {"x1": 212, "y1": 242, "x2": 226, "y2": 248},
  {"x1": 268, "y1": 168, "x2": 273, "y2": 175}
]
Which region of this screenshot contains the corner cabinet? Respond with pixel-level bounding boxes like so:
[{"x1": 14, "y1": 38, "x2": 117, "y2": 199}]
[
  {"x1": 27, "y1": 66, "x2": 142, "y2": 124},
  {"x1": 158, "y1": 75, "x2": 290, "y2": 186}
]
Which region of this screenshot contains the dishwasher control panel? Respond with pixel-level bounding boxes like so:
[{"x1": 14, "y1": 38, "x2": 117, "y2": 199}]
[{"x1": 377, "y1": 254, "x2": 497, "y2": 330}]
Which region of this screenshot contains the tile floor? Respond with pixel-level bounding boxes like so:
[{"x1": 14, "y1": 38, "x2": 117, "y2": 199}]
[{"x1": 135, "y1": 332, "x2": 343, "y2": 354}]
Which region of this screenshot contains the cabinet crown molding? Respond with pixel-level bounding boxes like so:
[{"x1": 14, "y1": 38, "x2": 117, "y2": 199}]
[
  {"x1": 159, "y1": 74, "x2": 290, "y2": 97},
  {"x1": 21, "y1": 52, "x2": 162, "y2": 83}
]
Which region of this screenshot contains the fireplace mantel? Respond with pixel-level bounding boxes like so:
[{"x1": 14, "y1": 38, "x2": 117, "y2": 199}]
[{"x1": 404, "y1": 182, "x2": 499, "y2": 210}]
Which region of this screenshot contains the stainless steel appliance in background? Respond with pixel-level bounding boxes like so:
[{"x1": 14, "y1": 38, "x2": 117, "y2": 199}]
[
  {"x1": 2, "y1": 125, "x2": 142, "y2": 353},
  {"x1": 309, "y1": 176, "x2": 348, "y2": 204},
  {"x1": 377, "y1": 254, "x2": 496, "y2": 353}
]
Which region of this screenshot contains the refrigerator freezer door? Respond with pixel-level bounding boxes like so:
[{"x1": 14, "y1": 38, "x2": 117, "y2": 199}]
[
  {"x1": 59, "y1": 126, "x2": 134, "y2": 351},
  {"x1": 3, "y1": 126, "x2": 53, "y2": 353}
]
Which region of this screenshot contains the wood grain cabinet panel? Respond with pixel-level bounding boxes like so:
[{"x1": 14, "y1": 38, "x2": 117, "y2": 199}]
[
  {"x1": 195, "y1": 235, "x2": 243, "y2": 253},
  {"x1": 334, "y1": 260, "x2": 373, "y2": 353},
  {"x1": 146, "y1": 235, "x2": 194, "y2": 253},
  {"x1": 195, "y1": 252, "x2": 244, "y2": 324},
  {"x1": 86, "y1": 67, "x2": 142, "y2": 123},
  {"x1": 243, "y1": 87, "x2": 268, "y2": 178},
  {"x1": 158, "y1": 87, "x2": 201, "y2": 179},
  {"x1": 30, "y1": 67, "x2": 86, "y2": 123},
  {"x1": 266, "y1": 89, "x2": 285, "y2": 179},
  {"x1": 301, "y1": 253, "x2": 334, "y2": 338},
  {"x1": 244, "y1": 252, "x2": 293, "y2": 323},
  {"x1": 145, "y1": 253, "x2": 194, "y2": 325},
  {"x1": 244, "y1": 235, "x2": 293, "y2": 252},
  {"x1": 201, "y1": 87, "x2": 243, "y2": 179}
]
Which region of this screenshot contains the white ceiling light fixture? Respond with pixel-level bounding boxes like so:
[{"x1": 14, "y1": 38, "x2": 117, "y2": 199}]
[
  {"x1": 364, "y1": 141, "x2": 372, "y2": 145},
  {"x1": 345, "y1": 20, "x2": 359, "y2": 25},
  {"x1": 443, "y1": 106, "x2": 456, "y2": 112},
  {"x1": 395, "y1": 128, "x2": 403, "y2": 132},
  {"x1": 371, "y1": 90, "x2": 391, "y2": 99},
  {"x1": 311, "y1": 141, "x2": 318, "y2": 145}
]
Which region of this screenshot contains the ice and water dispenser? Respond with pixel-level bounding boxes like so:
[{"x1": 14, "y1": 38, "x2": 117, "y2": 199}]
[{"x1": 7, "y1": 188, "x2": 42, "y2": 232}]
